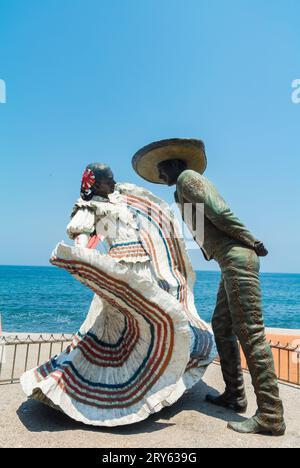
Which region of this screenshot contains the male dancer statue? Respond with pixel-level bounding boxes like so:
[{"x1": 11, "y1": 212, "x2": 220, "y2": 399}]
[{"x1": 132, "y1": 138, "x2": 285, "y2": 436}]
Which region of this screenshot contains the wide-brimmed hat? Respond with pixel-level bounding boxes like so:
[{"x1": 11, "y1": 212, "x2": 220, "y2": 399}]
[{"x1": 132, "y1": 138, "x2": 207, "y2": 184}]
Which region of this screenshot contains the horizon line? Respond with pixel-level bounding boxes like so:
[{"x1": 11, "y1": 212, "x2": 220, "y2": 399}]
[{"x1": 0, "y1": 264, "x2": 299, "y2": 275}]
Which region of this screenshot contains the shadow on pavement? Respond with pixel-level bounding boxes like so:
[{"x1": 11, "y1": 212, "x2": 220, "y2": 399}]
[{"x1": 17, "y1": 380, "x2": 246, "y2": 435}]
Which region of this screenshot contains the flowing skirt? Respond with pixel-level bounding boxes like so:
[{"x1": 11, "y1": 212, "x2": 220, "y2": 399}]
[{"x1": 21, "y1": 243, "x2": 216, "y2": 426}]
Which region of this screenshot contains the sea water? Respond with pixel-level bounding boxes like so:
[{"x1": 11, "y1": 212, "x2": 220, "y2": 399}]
[{"x1": 0, "y1": 266, "x2": 299, "y2": 333}]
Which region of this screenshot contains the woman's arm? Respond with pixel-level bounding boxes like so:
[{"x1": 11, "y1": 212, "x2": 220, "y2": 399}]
[{"x1": 67, "y1": 206, "x2": 96, "y2": 243}]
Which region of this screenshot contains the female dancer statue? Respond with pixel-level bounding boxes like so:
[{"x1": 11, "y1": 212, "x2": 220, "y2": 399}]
[{"x1": 21, "y1": 163, "x2": 216, "y2": 427}]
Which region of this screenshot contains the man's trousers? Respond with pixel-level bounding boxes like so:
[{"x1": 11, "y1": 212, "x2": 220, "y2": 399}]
[{"x1": 212, "y1": 245, "x2": 284, "y2": 426}]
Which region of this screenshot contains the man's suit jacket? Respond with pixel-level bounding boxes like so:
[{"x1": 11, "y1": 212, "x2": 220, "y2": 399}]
[{"x1": 176, "y1": 170, "x2": 258, "y2": 262}]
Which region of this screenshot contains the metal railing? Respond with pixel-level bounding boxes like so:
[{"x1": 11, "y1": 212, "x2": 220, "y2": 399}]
[
  {"x1": 238, "y1": 340, "x2": 300, "y2": 387},
  {"x1": 0, "y1": 333, "x2": 74, "y2": 385},
  {"x1": 0, "y1": 329, "x2": 299, "y2": 387}
]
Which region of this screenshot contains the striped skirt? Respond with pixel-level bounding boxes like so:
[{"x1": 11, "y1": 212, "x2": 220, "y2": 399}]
[{"x1": 20, "y1": 243, "x2": 216, "y2": 427}]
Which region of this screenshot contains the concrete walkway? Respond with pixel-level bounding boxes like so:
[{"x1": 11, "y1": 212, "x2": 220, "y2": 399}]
[{"x1": 0, "y1": 364, "x2": 299, "y2": 448}]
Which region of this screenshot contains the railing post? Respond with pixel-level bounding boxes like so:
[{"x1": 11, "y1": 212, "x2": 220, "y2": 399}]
[{"x1": 0, "y1": 314, "x2": 3, "y2": 377}]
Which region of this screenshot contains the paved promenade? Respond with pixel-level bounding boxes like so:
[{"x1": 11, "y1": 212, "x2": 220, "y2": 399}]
[{"x1": 0, "y1": 364, "x2": 299, "y2": 448}]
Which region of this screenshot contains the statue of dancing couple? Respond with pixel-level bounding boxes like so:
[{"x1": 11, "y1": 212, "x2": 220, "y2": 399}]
[{"x1": 21, "y1": 138, "x2": 285, "y2": 436}]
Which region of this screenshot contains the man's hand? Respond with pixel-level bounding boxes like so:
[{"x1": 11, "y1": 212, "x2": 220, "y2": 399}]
[{"x1": 254, "y1": 241, "x2": 268, "y2": 257}]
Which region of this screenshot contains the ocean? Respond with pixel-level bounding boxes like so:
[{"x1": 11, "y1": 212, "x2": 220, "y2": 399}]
[{"x1": 0, "y1": 266, "x2": 299, "y2": 333}]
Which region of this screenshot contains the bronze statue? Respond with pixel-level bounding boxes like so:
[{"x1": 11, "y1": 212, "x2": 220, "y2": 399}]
[
  {"x1": 21, "y1": 161, "x2": 216, "y2": 427},
  {"x1": 132, "y1": 138, "x2": 286, "y2": 436}
]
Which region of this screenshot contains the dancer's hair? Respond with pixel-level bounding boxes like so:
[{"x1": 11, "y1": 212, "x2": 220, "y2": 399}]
[{"x1": 80, "y1": 163, "x2": 112, "y2": 201}]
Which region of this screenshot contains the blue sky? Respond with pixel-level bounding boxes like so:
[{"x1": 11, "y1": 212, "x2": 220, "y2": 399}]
[{"x1": 0, "y1": 0, "x2": 299, "y2": 272}]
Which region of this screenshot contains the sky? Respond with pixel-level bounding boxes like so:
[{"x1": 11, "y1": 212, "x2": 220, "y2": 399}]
[{"x1": 0, "y1": 0, "x2": 299, "y2": 272}]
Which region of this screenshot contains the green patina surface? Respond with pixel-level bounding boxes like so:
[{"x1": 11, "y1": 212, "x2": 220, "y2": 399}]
[{"x1": 176, "y1": 170, "x2": 285, "y2": 431}]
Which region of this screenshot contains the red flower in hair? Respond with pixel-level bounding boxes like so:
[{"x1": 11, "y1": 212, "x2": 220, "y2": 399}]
[{"x1": 81, "y1": 169, "x2": 96, "y2": 191}]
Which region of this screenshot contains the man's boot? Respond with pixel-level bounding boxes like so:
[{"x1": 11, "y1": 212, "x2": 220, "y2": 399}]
[
  {"x1": 228, "y1": 415, "x2": 286, "y2": 436},
  {"x1": 227, "y1": 336, "x2": 286, "y2": 435},
  {"x1": 206, "y1": 390, "x2": 247, "y2": 413}
]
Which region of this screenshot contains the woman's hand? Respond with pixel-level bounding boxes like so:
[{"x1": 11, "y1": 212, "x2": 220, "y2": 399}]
[{"x1": 75, "y1": 233, "x2": 90, "y2": 248}]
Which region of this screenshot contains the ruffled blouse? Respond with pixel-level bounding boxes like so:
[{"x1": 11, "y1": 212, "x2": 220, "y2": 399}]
[{"x1": 67, "y1": 192, "x2": 150, "y2": 263}]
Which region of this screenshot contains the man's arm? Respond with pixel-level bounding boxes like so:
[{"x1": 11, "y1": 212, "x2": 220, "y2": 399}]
[{"x1": 177, "y1": 170, "x2": 263, "y2": 251}]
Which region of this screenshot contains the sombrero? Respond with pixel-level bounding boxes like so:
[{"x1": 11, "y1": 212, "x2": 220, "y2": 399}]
[{"x1": 132, "y1": 138, "x2": 207, "y2": 184}]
